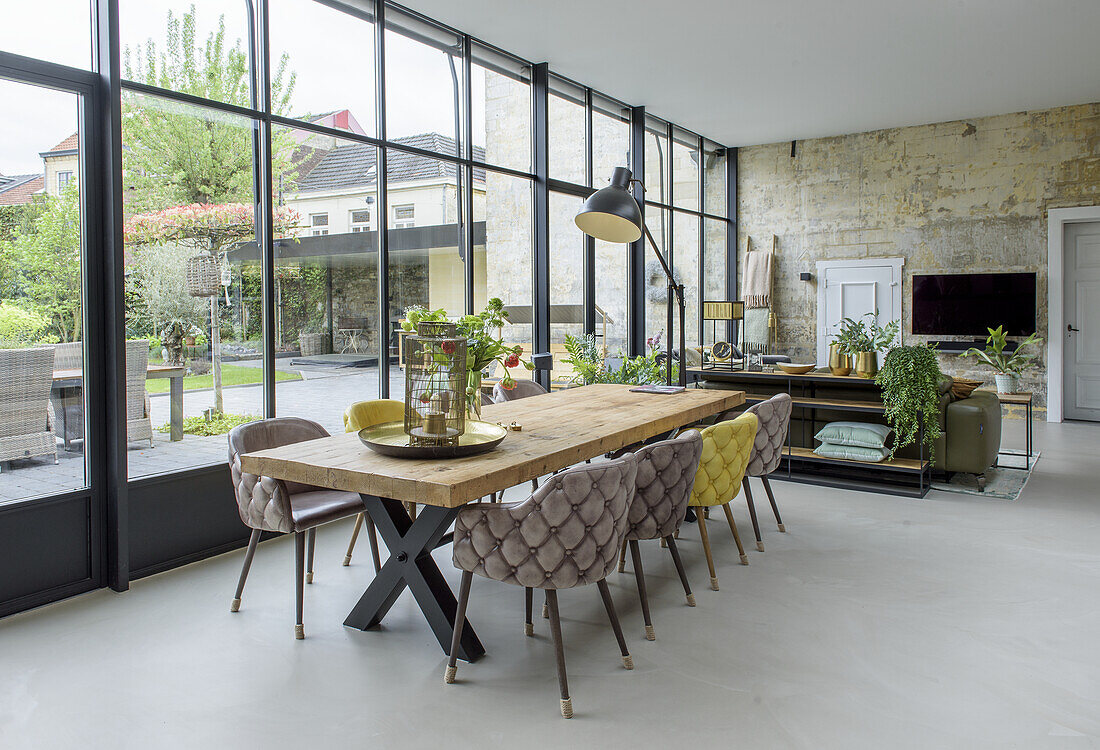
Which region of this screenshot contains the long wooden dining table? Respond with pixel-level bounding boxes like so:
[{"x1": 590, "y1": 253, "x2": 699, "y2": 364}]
[{"x1": 239, "y1": 383, "x2": 745, "y2": 661}]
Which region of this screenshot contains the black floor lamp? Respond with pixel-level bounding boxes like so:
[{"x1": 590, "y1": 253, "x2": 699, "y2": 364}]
[{"x1": 574, "y1": 167, "x2": 686, "y2": 387}]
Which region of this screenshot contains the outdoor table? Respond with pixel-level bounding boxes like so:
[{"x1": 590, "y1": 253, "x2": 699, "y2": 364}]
[
  {"x1": 239, "y1": 384, "x2": 745, "y2": 661},
  {"x1": 52, "y1": 364, "x2": 187, "y2": 443}
]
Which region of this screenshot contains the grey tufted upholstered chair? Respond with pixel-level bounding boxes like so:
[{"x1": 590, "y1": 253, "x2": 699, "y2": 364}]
[
  {"x1": 491, "y1": 378, "x2": 550, "y2": 492},
  {"x1": 615, "y1": 430, "x2": 703, "y2": 640},
  {"x1": 446, "y1": 454, "x2": 639, "y2": 719},
  {"x1": 227, "y1": 417, "x2": 367, "y2": 639},
  {"x1": 491, "y1": 378, "x2": 547, "y2": 403},
  {"x1": 740, "y1": 393, "x2": 793, "y2": 550}
]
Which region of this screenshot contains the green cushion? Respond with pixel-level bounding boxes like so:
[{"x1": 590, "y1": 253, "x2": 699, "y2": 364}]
[
  {"x1": 813, "y1": 421, "x2": 893, "y2": 449},
  {"x1": 814, "y1": 442, "x2": 890, "y2": 462}
]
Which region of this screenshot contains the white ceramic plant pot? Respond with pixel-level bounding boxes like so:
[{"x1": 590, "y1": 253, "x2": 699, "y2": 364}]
[{"x1": 994, "y1": 373, "x2": 1019, "y2": 394}]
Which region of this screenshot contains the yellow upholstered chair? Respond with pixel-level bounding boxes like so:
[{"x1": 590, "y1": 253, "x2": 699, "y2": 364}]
[
  {"x1": 688, "y1": 412, "x2": 759, "y2": 591},
  {"x1": 341, "y1": 399, "x2": 405, "y2": 569}
]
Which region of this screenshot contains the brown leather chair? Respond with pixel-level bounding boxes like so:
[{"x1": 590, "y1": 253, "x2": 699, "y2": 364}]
[
  {"x1": 446, "y1": 454, "x2": 639, "y2": 719},
  {"x1": 227, "y1": 417, "x2": 366, "y2": 639},
  {"x1": 616, "y1": 430, "x2": 703, "y2": 640},
  {"x1": 741, "y1": 393, "x2": 793, "y2": 551}
]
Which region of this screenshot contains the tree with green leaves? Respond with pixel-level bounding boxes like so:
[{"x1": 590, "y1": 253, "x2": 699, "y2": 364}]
[
  {"x1": 121, "y1": 4, "x2": 299, "y2": 210},
  {"x1": 1, "y1": 185, "x2": 83, "y2": 343}
]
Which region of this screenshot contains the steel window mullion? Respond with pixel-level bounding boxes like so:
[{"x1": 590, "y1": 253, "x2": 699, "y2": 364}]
[
  {"x1": 697, "y1": 135, "x2": 705, "y2": 349},
  {"x1": 583, "y1": 87, "x2": 595, "y2": 338},
  {"x1": 531, "y1": 63, "x2": 551, "y2": 391},
  {"x1": 253, "y1": 0, "x2": 277, "y2": 418},
  {"x1": 376, "y1": 0, "x2": 391, "y2": 398},
  {"x1": 628, "y1": 105, "x2": 646, "y2": 357},
  {"x1": 462, "y1": 34, "x2": 475, "y2": 315},
  {"x1": 727, "y1": 147, "x2": 738, "y2": 346}
]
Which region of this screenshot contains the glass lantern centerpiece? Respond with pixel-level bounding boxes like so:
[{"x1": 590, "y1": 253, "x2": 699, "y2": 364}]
[{"x1": 404, "y1": 321, "x2": 467, "y2": 447}]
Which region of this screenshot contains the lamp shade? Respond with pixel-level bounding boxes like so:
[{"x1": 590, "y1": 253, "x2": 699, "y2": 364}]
[{"x1": 574, "y1": 167, "x2": 643, "y2": 244}]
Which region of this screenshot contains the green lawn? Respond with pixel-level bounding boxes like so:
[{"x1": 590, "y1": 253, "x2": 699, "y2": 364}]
[{"x1": 146, "y1": 363, "x2": 301, "y2": 393}]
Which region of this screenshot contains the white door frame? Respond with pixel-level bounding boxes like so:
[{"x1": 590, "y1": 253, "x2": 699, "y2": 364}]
[
  {"x1": 815, "y1": 257, "x2": 905, "y2": 363},
  {"x1": 1047, "y1": 206, "x2": 1100, "y2": 423}
]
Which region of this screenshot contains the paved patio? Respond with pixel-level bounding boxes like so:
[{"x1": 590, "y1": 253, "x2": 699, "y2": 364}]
[{"x1": 0, "y1": 362, "x2": 401, "y2": 504}]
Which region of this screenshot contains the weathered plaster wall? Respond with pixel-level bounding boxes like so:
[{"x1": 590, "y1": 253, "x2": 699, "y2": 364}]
[{"x1": 738, "y1": 102, "x2": 1100, "y2": 406}]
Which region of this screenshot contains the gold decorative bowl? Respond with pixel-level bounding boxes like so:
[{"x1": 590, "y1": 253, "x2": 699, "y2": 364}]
[
  {"x1": 777, "y1": 363, "x2": 816, "y2": 375},
  {"x1": 359, "y1": 420, "x2": 507, "y2": 459}
]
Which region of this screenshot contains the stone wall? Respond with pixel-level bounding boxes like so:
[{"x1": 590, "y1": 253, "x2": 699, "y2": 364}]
[{"x1": 737, "y1": 102, "x2": 1100, "y2": 406}]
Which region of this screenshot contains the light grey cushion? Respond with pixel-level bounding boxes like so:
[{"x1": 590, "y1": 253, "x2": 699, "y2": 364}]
[
  {"x1": 814, "y1": 421, "x2": 893, "y2": 449},
  {"x1": 814, "y1": 442, "x2": 890, "y2": 462}
]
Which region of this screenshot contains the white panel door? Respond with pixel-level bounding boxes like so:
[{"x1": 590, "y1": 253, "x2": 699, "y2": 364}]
[
  {"x1": 1064, "y1": 222, "x2": 1100, "y2": 421},
  {"x1": 816, "y1": 259, "x2": 904, "y2": 363}
]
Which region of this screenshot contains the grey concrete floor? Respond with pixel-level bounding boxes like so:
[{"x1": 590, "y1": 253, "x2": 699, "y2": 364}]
[{"x1": 1, "y1": 419, "x2": 1098, "y2": 749}]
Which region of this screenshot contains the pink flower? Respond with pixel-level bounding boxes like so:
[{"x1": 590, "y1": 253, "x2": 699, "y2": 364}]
[
  {"x1": 442, "y1": 340, "x2": 456, "y2": 355},
  {"x1": 502, "y1": 378, "x2": 517, "y2": 390},
  {"x1": 505, "y1": 353, "x2": 520, "y2": 368}
]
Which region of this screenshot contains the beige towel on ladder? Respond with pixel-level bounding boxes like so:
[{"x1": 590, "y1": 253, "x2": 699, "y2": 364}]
[{"x1": 742, "y1": 236, "x2": 775, "y2": 308}]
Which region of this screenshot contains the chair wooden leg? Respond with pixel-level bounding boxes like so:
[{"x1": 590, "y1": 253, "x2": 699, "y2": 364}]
[
  {"x1": 617, "y1": 539, "x2": 628, "y2": 573},
  {"x1": 697, "y1": 509, "x2": 719, "y2": 591},
  {"x1": 742, "y1": 477, "x2": 764, "y2": 552},
  {"x1": 627, "y1": 540, "x2": 655, "y2": 640},
  {"x1": 343, "y1": 513, "x2": 364, "y2": 566},
  {"x1": 230, "y1": 529, "x2": 261, "y2": 612},
  {"x1": 524, "y1": 587, "x2": 534, "y2": 636},
  {"x1": 665, "y1": 535, "x2": 695, "y2": 606},
  {"x1": 597, "y1": 578, "x2": 633, "y2": 668},
  {"x1": 294, "y1": 531, "x2": 306, "y2": 639},
  {"x1": 305, "y1": 528, "x2": 316, "y2": 584},
  {"x1": 364, "y1": 513, "x2": 381, "y2": 573},
  {"x1": 544, "y1": 590, "x2": 572, "y2": 718},
  {"x1": 445, "y1": 570, "x2": 473, "y2": 684},
  {"x1": 761, "y1": 475, "x2": 785, "y2": 531},
  {"x1": 721, "y1": 503, "x2": 750, "y2": 565}
]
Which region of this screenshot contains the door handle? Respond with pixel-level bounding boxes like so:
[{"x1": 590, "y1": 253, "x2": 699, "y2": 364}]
[{"x1": 1068, "y1": 324, "x2": 1080, "y2": 332}]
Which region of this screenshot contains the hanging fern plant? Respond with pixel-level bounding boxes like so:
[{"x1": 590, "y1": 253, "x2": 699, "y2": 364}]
[{"x1": 875, "y1": 344, "x2": 943, "y2": 461}]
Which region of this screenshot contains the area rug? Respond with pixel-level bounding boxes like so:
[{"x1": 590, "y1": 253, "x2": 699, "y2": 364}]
[{"x1": 930, "y1": 450, "x2": 1039, "y2": 501}]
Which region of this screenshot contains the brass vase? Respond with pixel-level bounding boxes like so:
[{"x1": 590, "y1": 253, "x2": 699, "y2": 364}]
[
  {"x1": 854, "y1": 351, "x2": 879, "y2": 379},
  {"x1": 828, "y1": 344, "x2": 852, "y2": 376}
]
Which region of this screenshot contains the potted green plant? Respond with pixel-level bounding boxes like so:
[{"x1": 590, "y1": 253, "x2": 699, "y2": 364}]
[
  {"x1": 874, "y1": 344, "x2": 944, "y2": 460},
  {"x1": 836, "y1": 312, "x2": 900, "y2": 378},
  {"x1": 457, "y1": 299, "x2": 534, "y2": 416},
  {"x1": 961, "y1": 325, "x2": 1043, "y2": 394}
]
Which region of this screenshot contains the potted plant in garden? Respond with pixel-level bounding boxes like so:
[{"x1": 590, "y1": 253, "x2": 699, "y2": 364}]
[
  {"x1": 874, "y1": 344, "x2": 944, "y2": 461},
  {"x1": 562, "y1": 332, "x2": 674, "y2": 386},
  {"x1": 836, "y1": 312, "x2": 900, "y2": 378},
  {"x1": 961, "y1": 325, "x2": 1043, "y2": 394}
]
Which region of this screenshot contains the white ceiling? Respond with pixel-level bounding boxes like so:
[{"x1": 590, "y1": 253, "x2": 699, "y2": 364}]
[{"x1": 403, "y1": 0, "x2": 1100, "y2": 147}]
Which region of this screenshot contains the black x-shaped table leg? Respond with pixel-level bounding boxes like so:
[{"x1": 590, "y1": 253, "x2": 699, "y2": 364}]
[{"x1": 343, "y1": 495, "x2": 485, "y2": 662}]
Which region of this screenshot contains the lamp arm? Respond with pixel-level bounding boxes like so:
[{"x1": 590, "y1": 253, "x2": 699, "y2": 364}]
[{"x1": 641, "y1": 223, "x2": 676, "y2": 284}]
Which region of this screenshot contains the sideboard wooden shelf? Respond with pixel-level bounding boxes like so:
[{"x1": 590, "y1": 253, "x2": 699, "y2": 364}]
[{"x1": 690, "y1": 368, "x2": 931, "y2": 498}]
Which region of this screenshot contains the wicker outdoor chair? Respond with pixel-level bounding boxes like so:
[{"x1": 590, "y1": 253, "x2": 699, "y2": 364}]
[
  {"x1": 125, "y1": 340, "x2": 154, "y2": 447},
  {"x1": 0, "y1": 347, "x2": 59, "y2": 471}
]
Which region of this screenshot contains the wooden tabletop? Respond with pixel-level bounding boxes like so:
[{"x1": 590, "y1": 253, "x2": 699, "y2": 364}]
[
  {"x1": 240, "y1": 383, "x2": 745, "y2": 508},
  {"x1": 52, "y1": 363, "x2": 185, "y2": 381}
]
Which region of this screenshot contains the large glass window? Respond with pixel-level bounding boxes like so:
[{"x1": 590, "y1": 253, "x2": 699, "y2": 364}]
[
  {"x1": 384, "y1": 8, "x2": 463, "y2": 156},
  {"x1": 673, "y1": 211, "x2": 701, "y2": 350},
  {"x1": 269, "y1": 0, "x2": 377, "y2": 137},
  {"x1": 120, "y1": 1, "x2": 256, "y2": 109},
  {"x1": 0, "y1": 79, "x2": 87, "y2": 503},
  {"x1": 121, "y1": 91, "x2": 263, "y2": 479},
  {"x1": 591, "y1": 95, "x2": 630, "y2": 188},
  {"x1": 0, "y1": 1, "x2": 90, "y2": 69},
  {"x1": 270, "y1": 126, "x2": 378, "y2": 434},
  {"x1": 672, "y1": 128, "x2": 700, "y2": 212},
  {"x1": 386, "y1": 151, "x2": 463, "y2": 396},
  {"x1": 644, "y1": 116, "x2": 669, "y2": 206},
  {"x1": 549, "y1": 77, "x2": 586, "y2": 186},
  {"x1": 549, "y1": 191, "x2": 584, "y2": 384},
  {"x1": 703, "y1": 218, "x2": 730, "y2": 349},
  {"x1": 703, "y1": 140, "x2": 727, "y2": 217},
  {"x1": 473, "y1": 44, "x2": 532, "y2": 173}
]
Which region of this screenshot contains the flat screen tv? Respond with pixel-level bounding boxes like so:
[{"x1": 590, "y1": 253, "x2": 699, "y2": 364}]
[{"x1": 912, "y1": 272, "x2": 1037, "y2": 337}]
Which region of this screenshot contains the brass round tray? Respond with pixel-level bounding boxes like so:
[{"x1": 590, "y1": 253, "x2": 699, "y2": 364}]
[{"x1": 358, "y1": 420, "x2": 507, "y2": 459}]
